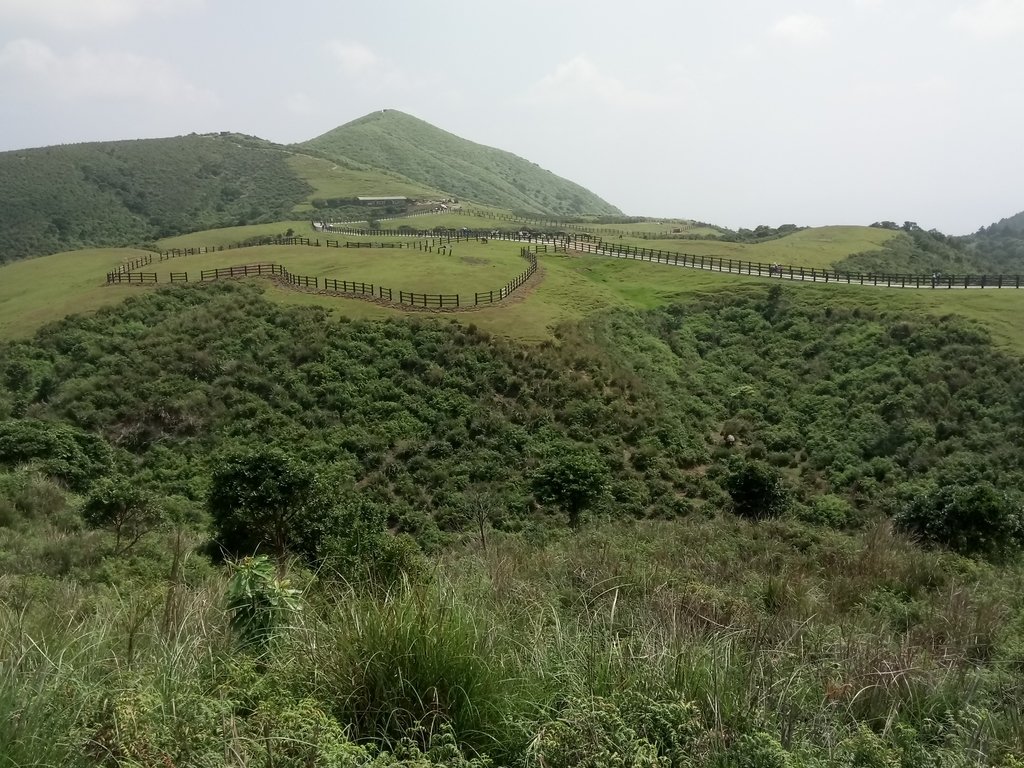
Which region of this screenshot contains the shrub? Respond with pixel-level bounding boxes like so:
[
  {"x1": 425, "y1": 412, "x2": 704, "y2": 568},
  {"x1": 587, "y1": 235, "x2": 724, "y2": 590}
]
[
  {"x1": 728, "y1": 732, "x2": 791, "y2": 768},
  {"x1": 0, "y1": 419, "x2": 112, "y2": 490},
  {"x1": 894, "y1": 483, "x2": 1024, "y2": 559},
  {"x1": 529, "y1": 697, "x2": 663, "y2": 768},
  {"x1": 725, "y1": 458, "x2": 791, "y2": 520},
  {"x1": 533, "y1": 451, "x2": 609, "y2": 528},
  {"x1": 795, "y1": 494, "x2": 852, "y2": 528},
  {"x1": 317, "y1": 496, "x2": 426, "y2": 586},
  {"x1": 226, "y1": 555, "x2": 302, "y2": 650}
]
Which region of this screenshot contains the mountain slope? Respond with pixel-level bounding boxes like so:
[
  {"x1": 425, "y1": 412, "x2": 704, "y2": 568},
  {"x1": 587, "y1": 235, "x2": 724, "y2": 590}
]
[
  {"x1": 989, "y1": 209, "x2": 1024, "y2": 233},
  {"x1": 299, "y1": 110, "x2": 621, "y2": 217},
  {"x1": 0, "y1": 134, "x2": 317, "y2": 263},
  {"x1": 958, "y1": 208, "x2": 1024, "y2": 273}
]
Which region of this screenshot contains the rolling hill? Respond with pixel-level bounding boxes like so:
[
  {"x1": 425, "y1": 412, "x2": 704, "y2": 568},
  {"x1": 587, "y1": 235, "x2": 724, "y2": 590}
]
[
  {"x1": 0, "y1": 111, "x2": 621, "y2": 263},
  {"x1": 0, "y1": 134, "x2": 316, "y2": 263},
  {"x1": 299, "y1": 110, "x2": 622, "y2": 217}
]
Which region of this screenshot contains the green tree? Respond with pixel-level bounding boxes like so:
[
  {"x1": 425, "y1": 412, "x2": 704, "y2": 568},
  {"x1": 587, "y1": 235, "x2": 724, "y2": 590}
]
[
  {"x1": 82, "y1": 477, "x2": 163, "y2": 554},
  {"x1": 895, "y1": 483, "x2": 1024, "y2": 559},
  {"x1": 533, "y1": 452, "x2": 608, "y2": 529},
  {"x1": 724, "y1": 458, "x2": 790, "y2": 520},
  {"x1": 207, "y1": 448, "x2": 336, "y2": 563}
]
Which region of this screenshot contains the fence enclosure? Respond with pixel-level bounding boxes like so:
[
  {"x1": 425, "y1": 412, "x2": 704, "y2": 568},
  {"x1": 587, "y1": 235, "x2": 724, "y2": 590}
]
[{"x1": 104, "y1": 227, "x2": 1023, "y2": 298}]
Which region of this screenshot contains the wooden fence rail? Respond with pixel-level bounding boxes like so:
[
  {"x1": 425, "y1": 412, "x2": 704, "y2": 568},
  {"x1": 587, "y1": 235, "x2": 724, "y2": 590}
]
[
  {"x1": 141, "y1": 249, "x2": 540, "y2": 310},
  {"x1": 104, "y1": 224, "x2": 1022, "y2": 297}
]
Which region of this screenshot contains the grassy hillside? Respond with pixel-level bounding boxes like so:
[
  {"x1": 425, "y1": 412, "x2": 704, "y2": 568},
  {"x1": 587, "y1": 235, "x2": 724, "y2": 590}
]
[
  {"x1": 7, "y1": 229, "x2": 1024, "y2": 356},
  {"x1": 300, "y1": 110, "x2": 622, "y2": 217},
  {"x1": 0, "y1": 134, "x2": 313, "y2": 263},
  {"x1": 285, "y1": 152, "x2": 446, "y2": 213},
  {"x1": 1, "y1": 285, "x2": 1024, "y2": 765},
  {"x1": 0, "y1": 135, "x2": 454, "y2": 264}
]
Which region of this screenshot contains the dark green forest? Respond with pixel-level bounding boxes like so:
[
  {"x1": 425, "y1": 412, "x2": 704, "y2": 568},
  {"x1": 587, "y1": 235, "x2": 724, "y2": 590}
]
[
  {"x1": 0, "y1": 135, "x2": 310, "y2": 262},
  {"x1": 2, "y1": 283, "x2": 1024, "y2": 766}
]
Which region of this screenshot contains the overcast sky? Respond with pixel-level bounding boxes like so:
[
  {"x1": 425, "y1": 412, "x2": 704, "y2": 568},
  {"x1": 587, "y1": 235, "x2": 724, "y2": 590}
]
[{"x1": 1, "y1": 0, "x2": 1022, "y2": 233}]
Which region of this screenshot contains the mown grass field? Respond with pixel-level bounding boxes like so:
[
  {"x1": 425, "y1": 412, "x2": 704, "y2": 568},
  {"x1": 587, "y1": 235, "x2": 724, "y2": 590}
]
[
  {"x1": 614, "y1": 225, "x2": 902, "y2": 269},
  {"x1": 157, "y1": 220, "x2": 319, "y2": 250},
  {"x1": 286, "y1": 153, "x2": 444, "y2": 213},
  {"x1": 0, "y1": 248, "x2": 154, "y2": 339},
  {"x1": 5, "y1": 231, "x2": 1024, "y2": 355},
  {"x1": 340, "y1": 211, "x2": 885, "y2": 268},
  {"x1": 0, "y1": 241, "x2": 532, "y2": 338},
  {"x1": 347, "y1": 210, "x2": 722, "y2": 239},
  {"x1": 153, "y1": 240, "x2": 530, "y2": 295}
]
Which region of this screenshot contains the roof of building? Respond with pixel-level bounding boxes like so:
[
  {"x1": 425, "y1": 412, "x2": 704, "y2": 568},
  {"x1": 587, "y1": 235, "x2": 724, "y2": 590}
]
[{"x1": 356, "y1": 196, "x2": 409, "y2": 201}]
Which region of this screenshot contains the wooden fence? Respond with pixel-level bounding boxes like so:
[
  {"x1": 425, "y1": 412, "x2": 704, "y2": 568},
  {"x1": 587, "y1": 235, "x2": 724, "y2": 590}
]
[
  {"x1": 150, "y1": 247, "x2": 542, "y2": 309},
  {"x1": 106, "y1": 271, "x2": 157, "y2": 285},
  {"x1": 573, "y1": 240, "x2": 1024, "y2": 289},
  {"x1": 104, "y1": 227, "x2": 1022, "y2": 293}
]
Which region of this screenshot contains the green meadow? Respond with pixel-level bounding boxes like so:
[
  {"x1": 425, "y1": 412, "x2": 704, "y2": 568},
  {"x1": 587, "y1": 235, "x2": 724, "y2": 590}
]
[
  {"x1": 285, "y1": 152, "x2": 444, "y2": 213},
  {"x1": 0, "y1": 248, "x2": 153, "y2": 339},
  {"x1": 5, "y1": 235, "x2": 1024, "y2": 353},
  {"x1": 152, "y1": 240, "x2": 531, "y2": 295},
  {"x1": 613, "y1": 225, "x2": 903, "y2": 269},
  {"x1": 157, "y1": 220, "x2": 319, "y2": 250}
]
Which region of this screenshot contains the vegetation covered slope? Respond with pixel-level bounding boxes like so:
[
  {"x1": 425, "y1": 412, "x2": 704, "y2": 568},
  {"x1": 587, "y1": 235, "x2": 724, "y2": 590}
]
[
  {"x1": 1, "y1": 283, "x2": 1024, "y2": 765},
  {"x1": 0, "y1": 134, "x2": 315, "y2": 263},
  {"x1": 300, "y1": 110, "x2": 622, "y2": 217},
  {"x1": 3, "y1": 282, "x2": 1023, "y2": 537},
  {"x1": 961, "y1": 208, "x2": 1024, "y2": 274}
]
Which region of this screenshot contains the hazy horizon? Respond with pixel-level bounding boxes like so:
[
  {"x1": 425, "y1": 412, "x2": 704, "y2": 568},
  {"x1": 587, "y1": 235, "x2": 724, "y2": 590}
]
[{"x1": 1, "y1": 0, "x2": 1021, "y2": 235}]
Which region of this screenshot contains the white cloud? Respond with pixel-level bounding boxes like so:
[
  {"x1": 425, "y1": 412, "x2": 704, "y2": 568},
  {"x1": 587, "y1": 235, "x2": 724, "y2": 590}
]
[
  {"x1": 326, "y1": 41, "x2": 382, "y2": 76},
  {"x1": 0, "y1": 0, "x2": 203, "y2": 28},
  {"x1": 285, "y1": 91, "x2": 318, "y2": 116},
  {"x1": 950, "y1": 0, "x2": 1024, "y2": 38},
  {"x1": 771, "y1": 14, "x2": 831, "y2": 45},
  {"x1": 0, "y1": 39, "x2": 217, "y2": 107},
  {"x1": 324, "y1": 40, "x2": 408, "y2": 89},
  {"x1": 522, "y1": 56, "x2": 659, "y2": 109}
]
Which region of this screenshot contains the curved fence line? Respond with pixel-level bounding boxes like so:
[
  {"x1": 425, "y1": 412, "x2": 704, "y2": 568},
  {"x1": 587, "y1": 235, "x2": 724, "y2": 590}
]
[
  {"x1": 106, "y1": 228, "x2": 1024, "y2": 293},
  {"x1": 324, "y1": 226, "x2": 1024, "y2": 290},
  {"x1": 106, "y1": 245, "x2": 541, "y2": 310}
]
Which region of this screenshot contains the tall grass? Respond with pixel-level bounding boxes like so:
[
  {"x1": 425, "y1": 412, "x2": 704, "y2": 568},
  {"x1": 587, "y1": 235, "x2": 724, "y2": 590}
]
[{"x1": 1, "y1": 517, "x2": 1022, "y2": 765}]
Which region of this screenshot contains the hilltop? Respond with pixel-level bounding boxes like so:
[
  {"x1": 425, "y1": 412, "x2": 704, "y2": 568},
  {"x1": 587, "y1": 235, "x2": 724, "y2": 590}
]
[
  {"x1": 299, "y1": 110, "x2": 621, "y2": 217},
  {"x1": 0, "y1": 112, "x2": 621, "y2": 263}
]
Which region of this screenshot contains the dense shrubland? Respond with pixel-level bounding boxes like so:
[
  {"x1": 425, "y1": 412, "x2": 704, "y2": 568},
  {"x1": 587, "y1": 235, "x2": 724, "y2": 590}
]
[{"x1": 1, "y1": 282, "x2": 1024, "y2": 765}]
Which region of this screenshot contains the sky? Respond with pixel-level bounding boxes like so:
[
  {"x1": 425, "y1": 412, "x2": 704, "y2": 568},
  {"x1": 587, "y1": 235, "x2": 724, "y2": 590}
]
[{"x1": 0, "y1": 0, "x2": 1022, "y2": 234}]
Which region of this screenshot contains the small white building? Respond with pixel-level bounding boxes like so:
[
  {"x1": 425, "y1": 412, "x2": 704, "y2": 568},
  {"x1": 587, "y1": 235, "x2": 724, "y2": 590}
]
[{"x1": 357, "y1": 196, "x2": 409, "y2": 207}]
